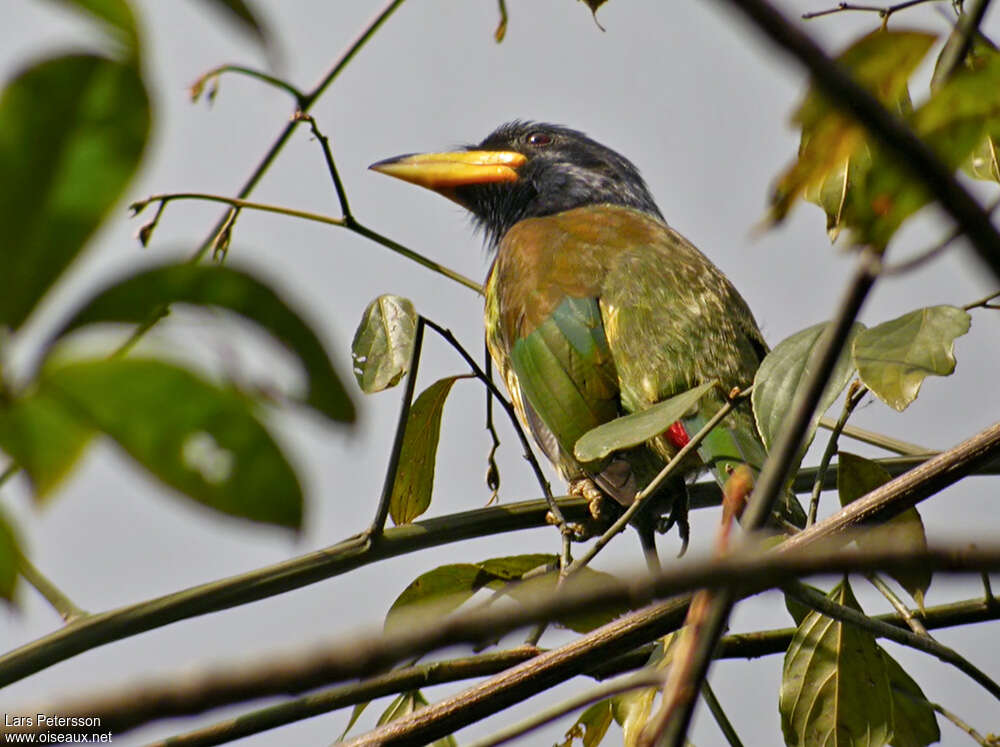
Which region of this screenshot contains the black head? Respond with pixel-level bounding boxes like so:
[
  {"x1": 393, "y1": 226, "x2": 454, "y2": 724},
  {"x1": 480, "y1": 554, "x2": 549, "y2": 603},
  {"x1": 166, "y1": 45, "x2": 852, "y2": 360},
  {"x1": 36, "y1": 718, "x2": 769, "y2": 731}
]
[{"x1": 371, "y1": 121, "x2": 663, "y2": 249}]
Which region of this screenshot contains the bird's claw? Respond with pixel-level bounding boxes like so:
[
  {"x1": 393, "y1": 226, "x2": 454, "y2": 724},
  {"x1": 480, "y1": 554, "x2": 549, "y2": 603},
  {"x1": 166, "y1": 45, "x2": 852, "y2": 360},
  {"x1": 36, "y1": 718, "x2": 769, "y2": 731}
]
[{"x1": 569, "y1": 477, "x2": 608, "y2": 520}]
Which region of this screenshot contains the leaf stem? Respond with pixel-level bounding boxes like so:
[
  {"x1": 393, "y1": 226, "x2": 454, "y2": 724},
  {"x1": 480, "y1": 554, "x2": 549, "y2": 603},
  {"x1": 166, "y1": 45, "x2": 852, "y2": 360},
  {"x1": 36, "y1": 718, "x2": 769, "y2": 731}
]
[
  {"x1": 807, "y1": 382, "x2": 867, "y2": 526},
  {"x1": 16, "y1": 553, "x2": 87, "y2": 622},
  {"x1": 866, "y1": 572, "x2": 928, "y2": 635},
  {"x1": 191, "y1": 65, "x2": 307, "y2": 105}
]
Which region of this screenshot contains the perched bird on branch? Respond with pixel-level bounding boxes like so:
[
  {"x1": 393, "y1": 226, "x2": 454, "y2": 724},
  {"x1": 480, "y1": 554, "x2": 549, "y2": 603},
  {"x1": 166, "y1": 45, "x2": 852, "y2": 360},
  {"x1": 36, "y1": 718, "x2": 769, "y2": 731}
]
[{"x1": 371, "y1": 121, "x2": 797, "y2": 558}]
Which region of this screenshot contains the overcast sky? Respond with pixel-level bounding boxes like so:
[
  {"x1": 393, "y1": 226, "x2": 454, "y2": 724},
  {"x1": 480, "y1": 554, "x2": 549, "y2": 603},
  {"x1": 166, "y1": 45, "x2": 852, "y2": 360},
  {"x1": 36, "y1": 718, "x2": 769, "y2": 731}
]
[{"x1": 2, "y1": 1, "x2": 999, "y2": 745}]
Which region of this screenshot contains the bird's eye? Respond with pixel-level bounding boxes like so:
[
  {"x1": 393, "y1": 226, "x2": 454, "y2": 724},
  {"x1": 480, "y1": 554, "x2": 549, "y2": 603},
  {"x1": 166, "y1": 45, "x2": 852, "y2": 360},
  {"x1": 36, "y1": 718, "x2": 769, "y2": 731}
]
[{"x1": 526, "y1": 132, "x2": 553, "y2": 146}]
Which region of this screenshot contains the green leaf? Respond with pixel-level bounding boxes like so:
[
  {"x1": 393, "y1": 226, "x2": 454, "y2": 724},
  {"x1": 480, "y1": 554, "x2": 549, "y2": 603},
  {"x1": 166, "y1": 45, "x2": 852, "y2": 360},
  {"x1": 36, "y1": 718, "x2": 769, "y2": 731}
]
[
  {"x1": 560, "y1": 699, "x2": 614, "y2": 747},
  {"x1": 338, "y1": 701, "x2": 371, "y2": 742},
  {"x1": 768, "y1": 30, "x2": 936, "y2": 226},
  {"x1": 385, "y1": 563, "x2": 491, "y2": 634},
  {"x1": 846, "y1": 46, "x2": 1000, "y2": 247},
  {"x1": 389, "y1": 376, "x2": 460, "y2": 525},
  {"x1": 385, "y1": 554, "x2": 555, "y2": 634},
  {"x1": 0, "y1": 391, "x2": 94, "y2": 501},
  {"x1": 611, "y1": 685, "x2": 656, "y2": 747},
  {"x1": 478, "y1": 553, "x2": 555, "y2": 579},
  {"x1": 0, "y1": 509, "x2": 20, "y2": 602},
  {"x1": 192, "y1": 0, "x2": 270, "y2": 49},
  {"x1": 780, "y1": 580, "x2": 894, "y2": 747},
  {"x1": 47, "y1": 0, "x2": 141, "y2": 58},
  {"x1": 574, "y1": 381, "x2": 716, "y2": 463},
  {"x1": 853, "y1": 305, "x2": 970, "y2": 412},
  {"x1": 752, "y1": 321, "x2": 864, "y2": 457},
  {"x1": 54, "y1": 263, "x2": 354, "y2": 423},
  {"x1": 882, "y1": 649, "x2": 940, "y2": 747},
  {"x1": 375, "y1": 691, "x2": 457, "y2": 746},
  {"x1": 352, "y1": 295, "x2": 418, "y2": 394},
  {"x1": 501, "y1": 564, "x2": 626, "y2": 634},
  {"x1": 43, "y1": 358, "x2": 302, "y2": 528},
  {"x1": 0, "y1": 54, "x2": 149, "y2": 331},
  {"x1": 838, "y1": 452, "x2": 930, "y2": 608}
]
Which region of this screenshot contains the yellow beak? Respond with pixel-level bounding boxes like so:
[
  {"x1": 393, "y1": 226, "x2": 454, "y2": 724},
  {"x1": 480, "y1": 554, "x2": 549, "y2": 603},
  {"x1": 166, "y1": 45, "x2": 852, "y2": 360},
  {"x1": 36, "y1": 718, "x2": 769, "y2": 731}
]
[{"x1": 369, "y1": 150, "x2": 526, "y2": 192}]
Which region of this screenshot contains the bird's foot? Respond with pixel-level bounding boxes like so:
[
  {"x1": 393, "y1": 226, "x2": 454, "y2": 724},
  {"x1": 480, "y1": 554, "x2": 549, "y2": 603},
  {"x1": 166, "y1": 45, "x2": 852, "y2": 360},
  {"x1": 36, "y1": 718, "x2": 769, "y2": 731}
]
[
  {"x1": 569, "y1": 477, "x2": 608, "y2": 521},
  {"x1": 657, "y1": 495, "x2": 690, "y2": 557}
]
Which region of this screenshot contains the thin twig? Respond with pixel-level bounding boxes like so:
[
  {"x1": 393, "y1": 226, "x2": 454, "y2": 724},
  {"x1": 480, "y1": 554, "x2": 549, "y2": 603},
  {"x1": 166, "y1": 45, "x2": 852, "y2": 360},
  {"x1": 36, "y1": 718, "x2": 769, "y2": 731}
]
[
  {"x1": 368, "y1": 318, "x2": 425, "y2": 538},
  {"x1": 16, "y1": 554, "x2": 86, "y2": 622},
  {"x1": 866, "y1": 572, "x2": 929, "y2": 635},
  {"x1": 964, "y1": 289, "x2": 1000, "y2": 311},
  {"x1": 190, "y1": 64, "x2": 307, "y2": 105},
  {"x1": 808, "y1": 382, "x2": 867, "y2": 526},
  {"x1": 883, "y1": 196, "x2": 1000, "y2": 275},
  {"x1": 462, "y1": 670, "x2": 666, "y2": 747},
  {"x1": 818, "y1": 418, "x2": 935, "y2": 455},
  {"x1": 802, "y1": 0, "x2": 940, "y2": 19},
  {"x1": 920, "y1": 695, "x2": 995, "y2": 745},
  {"x1": 701, "y1": 679, "x2": 746, "y2": 747},
  {"x1": 130, "y1": 192, "x2": 481, "y2": 292}
]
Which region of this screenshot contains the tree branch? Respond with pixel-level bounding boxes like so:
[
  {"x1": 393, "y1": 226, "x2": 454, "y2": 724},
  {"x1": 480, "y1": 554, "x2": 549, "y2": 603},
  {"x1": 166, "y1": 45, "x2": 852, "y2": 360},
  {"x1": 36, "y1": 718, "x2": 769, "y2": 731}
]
[{"x1": 11, "y1": 544, "x2": 1000, "y2": 740}]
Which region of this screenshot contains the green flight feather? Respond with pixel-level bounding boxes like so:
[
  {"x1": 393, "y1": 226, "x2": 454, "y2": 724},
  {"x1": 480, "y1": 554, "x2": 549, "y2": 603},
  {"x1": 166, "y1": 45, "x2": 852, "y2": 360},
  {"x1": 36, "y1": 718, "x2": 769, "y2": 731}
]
[{"x1": 510, "y1": 296, "x2": 618, "y2": 462}]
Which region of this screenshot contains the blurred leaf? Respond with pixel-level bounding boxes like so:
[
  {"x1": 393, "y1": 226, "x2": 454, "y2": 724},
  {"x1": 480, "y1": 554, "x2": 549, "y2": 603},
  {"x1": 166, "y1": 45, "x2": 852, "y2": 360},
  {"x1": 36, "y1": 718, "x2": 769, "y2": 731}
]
[
  {"x1": 932, "y1": 34, "x2": 1000, "y2": 185},
  {"x1": 611, "y1": 685, "x2": 656, "y2": 747},
  {"x1": 752, "y1": 321, "x2": 863, "y2": 459},
  {"x1": 385, "y1": 563, "x2": 493, "y2": 634},
  {"x1": 0, "y1": 54, "x2": 149, "y2": 331},
  {"x1": 838, "y1": 452, "x2": 930, "y2": 608},
  {"x1": 560, "y1": 699, "x2": 614, "y2": 747},
  {"x1": 0, "y1": 509, "x2": 20, "y2": 602},
  {"x1": 574, "y1": 381, "x2": 716, "y2": 462},
  {"x1": 768, "y1": 30, "x2": 935, "y2": 226},
  {"x1": 0, "y1": 391, "x2": 93, "y2": 501},
  {"x1": 55, "y1": 263, "x2": 354, "y2": 423},
  {"x1": 385, "y1": 554, "x2": 554, "y2": 634},
  {"x1": 389, "y1": 376, "x2": 461, "y2": 525},
  {"x1": 47, "y1": 0, "x2": 140, "y2": 57},
  {"x1": 352, "y1": 295, "x2": 418, "y2": 394},
  {"x1": 802, "y1": 91, "x2": 912, "y2": 242},
  {"x1": 846, "y1": 46, "x2": 1000, "y2": 247},
  {"x1": 780, "y1": 580, "x2": 894, "y2": 747},
  {"x1": 478, "y1": 553, "x2": 553, "y2": 579},
  {"x1": 853, "y1": 305, "x2": 970, "y2": 412},
  {"x1": 44, "y1": 358, "x2": 302, "y2": 528},
  {"x1": 502, "y1": 564, "x2": 626, "y2": 633},
  {"x1": 963, "y1": 130, "x2": 1000, "y2": 182},
  {"x1": 883, "y1": 648, "x2": 940, "y2": 747},
  {"x1": 192, "y1": 0, "x2": 270, "y2": 49}
]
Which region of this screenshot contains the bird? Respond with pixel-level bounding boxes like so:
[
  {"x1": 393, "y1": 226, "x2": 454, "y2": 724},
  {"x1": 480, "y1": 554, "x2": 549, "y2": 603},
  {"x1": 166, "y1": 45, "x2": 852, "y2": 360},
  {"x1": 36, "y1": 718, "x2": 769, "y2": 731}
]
[{"x1": 370, "y1": 121, "x2": 798, "y2": 557}]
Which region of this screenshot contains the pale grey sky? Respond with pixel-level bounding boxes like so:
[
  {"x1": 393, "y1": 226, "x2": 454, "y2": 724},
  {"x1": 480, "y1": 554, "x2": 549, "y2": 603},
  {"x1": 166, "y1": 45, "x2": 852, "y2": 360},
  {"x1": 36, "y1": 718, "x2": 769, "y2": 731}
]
[{"x1": 2, "y1": 1, "x2": 999, "y2": 745}]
